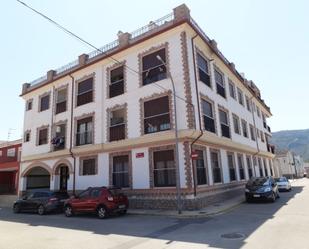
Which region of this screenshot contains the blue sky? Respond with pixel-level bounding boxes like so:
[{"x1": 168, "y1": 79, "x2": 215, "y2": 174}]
[{"x1": 1, "y1": 0, "x2": 308, "y2": 141}]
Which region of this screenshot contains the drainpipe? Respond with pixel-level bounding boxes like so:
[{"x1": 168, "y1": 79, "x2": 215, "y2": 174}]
[
  {"x1": 69, "y1": 74, "x2": 76, "y2": 195},
  {"x1": 190, "y1": 34, "x2": 203, "y2": 197}
]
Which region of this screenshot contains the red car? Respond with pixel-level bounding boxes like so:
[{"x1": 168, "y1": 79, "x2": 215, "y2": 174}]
[{"x1": 64, "y1": 187, "x2": 128, "y2": 219}]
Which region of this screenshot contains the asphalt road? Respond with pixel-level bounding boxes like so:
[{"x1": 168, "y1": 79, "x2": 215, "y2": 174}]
[{"x1": 0, "y1": 178, "x2": 308, "y2": 249}]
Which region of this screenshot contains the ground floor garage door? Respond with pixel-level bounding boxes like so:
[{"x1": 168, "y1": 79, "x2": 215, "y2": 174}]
[
  {"x1": 0, "y1": 171, "x2": 16, "y2": 194},
  {"x1": 26, "y1": 167, "x2": 50, "y2": 190}
]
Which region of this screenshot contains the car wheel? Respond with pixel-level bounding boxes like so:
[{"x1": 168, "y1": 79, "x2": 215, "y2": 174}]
[
  {"x1": 64, "y1": 205, "x2": 73, "y2": 217},
  {"x1": 38, "y1": 205, "x2": 45, "y2": 215},
  {"x1": 13, "y1": 204, "x2": 20, "y2": 213},
  {"x1": 97, "y1": 206, "x2": 107, "y2": 219}
]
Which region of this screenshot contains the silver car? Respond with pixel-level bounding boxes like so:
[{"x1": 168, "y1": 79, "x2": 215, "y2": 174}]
[{"x1": 275, "y1": 177, "x2": 291, "y2": 191}]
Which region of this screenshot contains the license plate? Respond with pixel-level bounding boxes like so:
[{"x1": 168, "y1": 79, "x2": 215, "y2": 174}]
[
  {"x1": 253, "y1": 194, "x2": 260, "y2": 198},
  {"x1": 119, "y1": 205, "x2": 126, "y2": 209}
]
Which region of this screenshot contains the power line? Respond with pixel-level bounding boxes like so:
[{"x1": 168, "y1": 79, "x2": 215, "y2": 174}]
[{"x1": 17, "y1": 0, "x2": 193, "y2": 106}]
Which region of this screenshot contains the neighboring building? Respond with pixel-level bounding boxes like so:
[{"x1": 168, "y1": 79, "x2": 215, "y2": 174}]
[
  {"x1": 19, "y1": 4, "x2": 274, "y2": 210},
  {"x1": 274, "y1": 150, "x2": 304, "y2": 178},
  {"x1": 304, "y1": 162, "x2": 309, "y2": 177},
  {"x1": 0, "y1": 139, "x2": 22, "y2": 194}
]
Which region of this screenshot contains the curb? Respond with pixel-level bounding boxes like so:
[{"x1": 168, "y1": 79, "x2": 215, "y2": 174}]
[{"x1": 127, "y1": 199, "x2": 245, "y2": 219}]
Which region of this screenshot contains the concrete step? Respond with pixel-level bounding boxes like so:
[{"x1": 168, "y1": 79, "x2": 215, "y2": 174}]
[{"x1": 0, "y1": 195, "x2": 17, "y2": 208}]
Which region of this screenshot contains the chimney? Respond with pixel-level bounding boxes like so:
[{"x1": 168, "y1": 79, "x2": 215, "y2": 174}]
[
  {"x1": 173, "y1": 4, "x2": 190, "y2": 21},
  {"x1": 22, "y1": 83, "x2": 31, "y2": 94},
  {"x1": 78, "y1": 53, "x2": 89, "y2": 66},
  {"x1": 47, "y1": 70, "x2": 56, "y2": 81},
  {"x1": 117, "y1": 31, "x2": 131, "y2": 48}
]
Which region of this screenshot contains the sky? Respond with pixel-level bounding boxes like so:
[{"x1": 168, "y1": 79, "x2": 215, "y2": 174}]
[{"x1": 1, "y1": 0, "x2": 308, "y2": 141}]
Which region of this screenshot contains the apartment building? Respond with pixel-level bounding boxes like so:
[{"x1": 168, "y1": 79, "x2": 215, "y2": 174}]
[
  {"x1": 0, "y1": 140, "x2": 22, "y2": 194},
  {"x1": 19, "y1": 4, "x2": 275, "y2": 210},
  {"x1": 274, "y1": 150, "x2": 305, "y2": 178}
]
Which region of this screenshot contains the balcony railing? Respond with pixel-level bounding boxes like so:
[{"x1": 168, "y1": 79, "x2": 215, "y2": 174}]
[
  {"x1": 76, "y1": 131, "x2": 92, "y2": 146},
  {"x1": 110, "y1": 124, "x2": 125, "y2": 142}
]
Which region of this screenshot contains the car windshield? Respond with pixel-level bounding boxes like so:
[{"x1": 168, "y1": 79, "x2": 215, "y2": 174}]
[
  {"x1": 52, "y1": 192, "x2": 69, "y2": 199},
  {"x1": 248, "y1": 177, "x2": 269, "y2": 186},
  {"x1": 275, "y1": 177, "x2": 287, "y2": 182}
]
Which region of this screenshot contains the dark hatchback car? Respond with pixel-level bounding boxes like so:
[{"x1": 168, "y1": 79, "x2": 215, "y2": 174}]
[
  {"x1": 64, "y1": 187, "x2": 128, "y2": 219},
  {"x1": 13, "y1": 191, "x2": 69, "y2": 215},
  {"x1": 245, "y1": 177, "x2": 280, "y2": 202}
]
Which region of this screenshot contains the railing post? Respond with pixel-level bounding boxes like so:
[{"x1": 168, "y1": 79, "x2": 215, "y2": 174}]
[
  {"x1": 78, "y1": 53, "x2": 89, "y2": 66},
  {"x1": 173, "y1": 4, "x2": 190, "y2": 21},
  {"x1": 117, "y1": 31, "x2": 131, "y2": 48},
  {"x1": 47, "y1": 70, "x2": 56, "y2": 81}
]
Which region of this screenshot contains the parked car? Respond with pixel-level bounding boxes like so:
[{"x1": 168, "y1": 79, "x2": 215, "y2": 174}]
[
  {"x1": 245, "y1": 177, "x2": 280, "y2": 202},
  {"x1": 64, "y1": 187, "x2": 128, "y2": 219},
  {"x1": 275, "y1": 177, "x2": 292, "y2": 191},
  {"x1": 13, "y1": 191, "x2": 69, "y2": 215}
]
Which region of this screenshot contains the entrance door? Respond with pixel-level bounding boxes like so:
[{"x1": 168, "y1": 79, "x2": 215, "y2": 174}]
[{"x1": 59, "y1": 166, "x2": 69, "y2": 191}]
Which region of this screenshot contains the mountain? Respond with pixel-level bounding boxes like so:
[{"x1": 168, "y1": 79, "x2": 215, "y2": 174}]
[{"x1": 271, "y1": 129, "x2": 309, "y2": 161}]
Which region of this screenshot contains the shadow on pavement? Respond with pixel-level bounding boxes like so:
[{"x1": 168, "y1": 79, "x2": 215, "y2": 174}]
[{"x1": 0, "y1": 182, "x2": 305, "y2": 249}]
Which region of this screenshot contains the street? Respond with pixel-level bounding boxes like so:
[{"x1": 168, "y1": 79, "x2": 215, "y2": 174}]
[{"x1": 0, "y1": 178, "x2": 308, "y2": 249}]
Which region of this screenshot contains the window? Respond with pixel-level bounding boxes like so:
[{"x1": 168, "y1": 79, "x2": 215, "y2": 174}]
[
  {"x1": 144, "y1": 96, "x2": 170, "y2": 134},
  {"x1": 142, "y1": 48, "x2": 166, "y2": 85},
  {"x1": 257, "y1": 106, "x2": 261, "y2": 117},
  {"x1": 195, "y1": 150, "x2": 207, "y2": 185},
  {"x1": 263, "y1": 158, "x2": 268, "y2": 176},
  {"x1": 249, "y1": 124, "x2": 256, "y2": 141},
  {"x1": 112, "y1": 155, "x2": 129, "y2": 188},
  {"x1": 153, "y1": 150, "x2": 175, "y2": 187},
  {"x1": 39, "y1": 94, "x2": 50, "y2": 112},
  {"x1": 237, "y1": 88, "x2": 244, "y2": 106},
  {"x1": 219, "y1": 109, "x2": 230, "y2": 138},
  {"x1": 247, "y1": 156, "x2": 253, "y2": 178},
  {"x1": 229, "y1": 80, "x2": 236, "y2": 99},
  {"x1": 52, "y1": 124, "x2": 66, "y2": 150},
  {"x1": 245, "y1": 96, "x2": 251, "y2": 112},
  {"x1": 76, "y1": 117, "x2": 93, "y2": 146},
  {"x1": 81, "y1": 158, "x2": 96, "y2": 175},
  {"x1": 262, "y1": 113, "x2": 267, "y2": 128},
  {"x1": 24, "y1": 131, "x2": 31, "y2": 142},
  {"x1": 202, "y1": 99, "x2": 215, "y2": 133},
  {"x1": 109, "y1": 66, "x2": 124, "y2": 98},
  {"x1": 210, "y1": 151, "x2": 221, "y2": 183},
  {"x1": 7, "y1": 148, "x2": 16, "y2": 157},
  {"x1": 258, "y1": 158, "x2": 263, "y2": 176},
  {"x1": 197, "y1": 53, "x2": 211, "y2": 87},
  {"x1": 38, "y1": 128, "x2": 48, "y2": 145},
  {"x1": 241, "y1": 120, "x2": 248, "y2": 138},
  {"x1": 232, "y1": 114, "x2": 240, "y2": 135},
  {"x1": 261, "y1": 131, "x2": 265, "y2": 142},
  {"x1": 26, "y1": 99, "x2": 33, "y2": 111},
  {"x1": 77, "y1": 77, "x2": 93, "y2": 106},
  {"x1": 109, "y1": 108, "x2": 126, "y2": 141},
  {"x1": 90, "y1": 188, "x2": 101, "y2": 198},
  {"x1": 215, "y1": 69, "x2": 226, "y2": 98},
  {"x1": 237, "y1": 154, "x2": 245, "y2": 180},
  {"x1": 227, "y1": 153, "x2": 236, "y2": 181},
  {"x1": 55, "y1": 88, "x2": 67, "y2": 114}
]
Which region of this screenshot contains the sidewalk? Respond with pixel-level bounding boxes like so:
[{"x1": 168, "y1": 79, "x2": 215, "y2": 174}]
[{"x1": 128, "y1": 195, "x2": 245, "y2": 218}]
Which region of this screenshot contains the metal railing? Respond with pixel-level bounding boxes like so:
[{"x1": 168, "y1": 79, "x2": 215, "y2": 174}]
[
  {"x1": 88, "y1": 39, "x2": 119, "y2": 59},
  {"x1": 55, "y1": 59, "x2": 79, "y2": 75},
  {"x1": 130, "y1": 13, "x2": 174, "y2": 40},
  {"x1": 30, "y1": 75, "x2": 48, "y2": 86}
]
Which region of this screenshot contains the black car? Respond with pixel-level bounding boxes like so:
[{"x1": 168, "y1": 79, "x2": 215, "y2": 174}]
[
  {"x1": 13, "y1": 191, "x2": 69, "y2": 215},
  {"x1": 245, "y1": 177, "x2": 280, "y2": 202}
]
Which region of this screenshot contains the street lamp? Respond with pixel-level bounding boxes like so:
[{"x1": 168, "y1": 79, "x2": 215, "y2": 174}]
[{"x1": 156, "y1": 55, "x2": 182, "y2": 214}]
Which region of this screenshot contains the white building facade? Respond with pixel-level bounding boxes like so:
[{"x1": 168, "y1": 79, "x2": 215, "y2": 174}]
[{"x1": 19, "y1": 4, "x2": 275, "y2": 210}]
